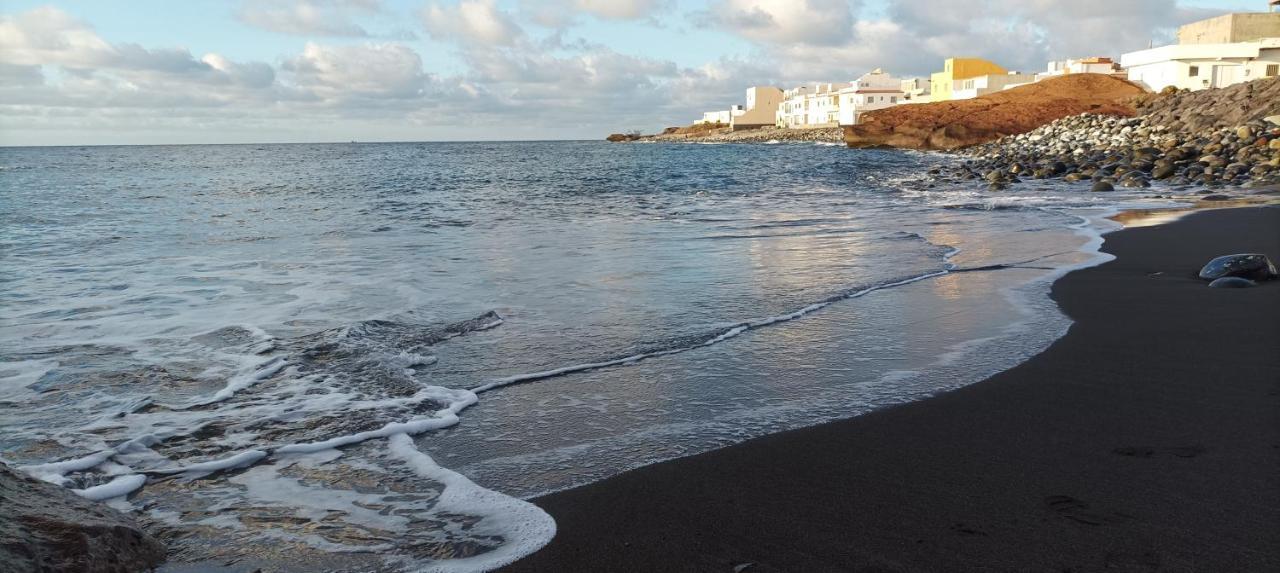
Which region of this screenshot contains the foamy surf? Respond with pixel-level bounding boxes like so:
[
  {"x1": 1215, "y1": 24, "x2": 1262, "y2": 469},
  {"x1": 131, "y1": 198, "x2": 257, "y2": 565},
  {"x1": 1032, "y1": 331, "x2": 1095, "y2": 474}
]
[
  {"x1": 6, "y1": 310, "x2": 557, "y2": 572},
  {"x1": 1, "y1": 140, "x2": 1183, "y2": 572}
]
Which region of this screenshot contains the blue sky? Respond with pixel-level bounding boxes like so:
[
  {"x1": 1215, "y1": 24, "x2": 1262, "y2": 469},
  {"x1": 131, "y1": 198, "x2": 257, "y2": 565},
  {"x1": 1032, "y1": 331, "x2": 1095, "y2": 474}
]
[{"x1": 0, "y1": 0, "x2": 1265, "y2": 145}]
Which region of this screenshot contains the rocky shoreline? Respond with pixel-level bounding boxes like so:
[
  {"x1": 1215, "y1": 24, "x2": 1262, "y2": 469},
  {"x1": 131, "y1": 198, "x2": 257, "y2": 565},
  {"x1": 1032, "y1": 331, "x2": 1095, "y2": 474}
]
[
  {"x1": 929, "y1": 78, "x2": 1280, "y2": 196},
  {"x1": 1, "y1": 463, "x2": 166, "y2": 573},
  {"x1": 610, "y1": 126, "x2": 843, "y2": 144}
]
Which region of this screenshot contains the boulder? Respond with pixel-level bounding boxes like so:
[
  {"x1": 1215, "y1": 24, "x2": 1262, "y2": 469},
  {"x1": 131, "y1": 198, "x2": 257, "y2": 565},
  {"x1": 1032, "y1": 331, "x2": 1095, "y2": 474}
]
[
  {"x1": 1, "y1": 463, "x2": 166, "y2": 572},
  {"x1": 1152, "y1": 162, "x2": 1176, "y2": 179},
  {"x1": 1208, "y1": 277, "x2": 1258, "y2": 288},
  {"x1": 1198, "y1": 253, "x2": 1279, "y2": 281}
]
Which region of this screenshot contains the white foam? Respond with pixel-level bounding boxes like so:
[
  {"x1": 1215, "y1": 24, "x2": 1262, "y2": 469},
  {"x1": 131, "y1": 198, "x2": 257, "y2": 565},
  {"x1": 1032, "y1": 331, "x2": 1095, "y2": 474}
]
[
  {"x1": 148, "y1": 450, "x2": 267, "y2": 477},
  {"x1": 386, "y1": 433, "x2": 556, "y2": 573},
  {"x1": 275, "y1": 387, "x2": 478, "y2": 455},
  {"x1": 74, "y1": 474, "x2": 147, "y2": 501},
  {"x1": 19, "y1": 450, "x2": 115, "y2": 485},
  {"x1": 197, "y1": 356, "x2": 289, "y2": 405}
]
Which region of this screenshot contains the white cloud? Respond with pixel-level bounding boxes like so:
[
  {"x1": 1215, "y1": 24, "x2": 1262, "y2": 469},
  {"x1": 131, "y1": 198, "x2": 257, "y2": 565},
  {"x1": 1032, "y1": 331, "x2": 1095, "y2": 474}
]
[
  {"x1": 573, "y1": 0, "x2": 666, "y2": 20},
  {"x1": 0, "y1": 6, "x2": 116, "y2": 67},
  {"x1": 421, "y1": 0, "x2": 524, "y2": 46},
  {"x1": 282, "y1": 42, "x2": 429, "y2": 100},
  {"x1": 700, "y1": 0, "x2": 858, "y2": 46},
  {"x1": 236, "y1": 0, "x2": 381, "y2": 37}
]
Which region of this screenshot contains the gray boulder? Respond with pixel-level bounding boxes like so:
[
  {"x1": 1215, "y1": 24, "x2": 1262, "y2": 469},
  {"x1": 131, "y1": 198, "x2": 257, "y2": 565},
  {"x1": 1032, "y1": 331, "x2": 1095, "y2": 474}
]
[
  {"x1": 1198, "y1": 253, "x2": 1279, "y2": 281},
  {"x1": 0, "y1": 463, "x2": 165, "y2": 573}
]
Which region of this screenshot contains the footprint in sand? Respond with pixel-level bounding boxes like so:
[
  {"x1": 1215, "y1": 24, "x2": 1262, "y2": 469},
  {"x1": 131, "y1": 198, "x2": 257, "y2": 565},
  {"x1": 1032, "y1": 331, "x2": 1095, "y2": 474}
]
[
  {"x1": 1112, "y1": 445, "x2": 1205, "y2": 458},
  {"x1": 1044, "y1": 495, "x2": 1134, "y2": 526}
]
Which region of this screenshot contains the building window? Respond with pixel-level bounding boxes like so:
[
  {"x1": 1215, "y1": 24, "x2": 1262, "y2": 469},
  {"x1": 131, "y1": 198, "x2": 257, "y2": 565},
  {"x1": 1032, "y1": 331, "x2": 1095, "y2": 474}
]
[
  {"x1": 1268, "y1": 64, "x2": 1279, "y2": 77},
  {"x1": 1189, "y1": 65, "x2": 1199, "y2": 77}
]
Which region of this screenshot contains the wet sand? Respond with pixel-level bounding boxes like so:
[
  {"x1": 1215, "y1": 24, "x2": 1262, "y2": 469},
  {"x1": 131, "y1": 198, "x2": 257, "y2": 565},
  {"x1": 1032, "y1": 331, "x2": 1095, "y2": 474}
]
[{"x1": 502, "y1": 206, "x2": 1280, "y2": 572}]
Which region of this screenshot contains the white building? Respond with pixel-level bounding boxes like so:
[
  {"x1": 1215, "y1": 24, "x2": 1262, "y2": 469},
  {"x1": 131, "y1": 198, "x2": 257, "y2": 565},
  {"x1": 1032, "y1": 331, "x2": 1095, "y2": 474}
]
[
  {"x1": 1121, "y1": 11, "x2": 1280, "y2": 92},
  {"x1": 775, "y1": 83, "x2": 849, "y2": 128},
  {"x1": 949, "y1": 72, "x2": 1037, "y2": 99},
  {"x1": 776, "y1": 85, "x2": 811, "y2": 128},
  {"x1": 1121, "y1": 38, "x2": 1280, "y2": 92},
  {"x1": 1037, "y1": 57, "x2": 1120, "y2": 81},
  {"x1": 693, "y1": 106, "x2": 744, "y2": 126},
  {"x1": 837, "y1": 69, "x2": 906, "y2": 126},
  {"x1": 731, "y1": 86, "x2": 784, "y2": 129},
  {"x1": 804, "y1": 83, "x2": 848, "y2": 127},
  {"x1": 899, "y1": 77, "x2": 931, "y2": 102}
]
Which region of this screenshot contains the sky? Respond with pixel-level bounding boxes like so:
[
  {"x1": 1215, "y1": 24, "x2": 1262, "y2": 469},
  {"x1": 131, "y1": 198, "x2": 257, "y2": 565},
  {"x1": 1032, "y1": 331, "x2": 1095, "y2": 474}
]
[{"x1": 0, "y1": 0, "x2": 1265, "y2": 145}]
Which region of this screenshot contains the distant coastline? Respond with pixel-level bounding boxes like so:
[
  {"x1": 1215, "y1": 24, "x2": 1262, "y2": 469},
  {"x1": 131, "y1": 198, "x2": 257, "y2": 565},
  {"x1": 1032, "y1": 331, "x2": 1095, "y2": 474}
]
[{"x1": 609, "y1": 125, "x2": 842, "y2": 144}]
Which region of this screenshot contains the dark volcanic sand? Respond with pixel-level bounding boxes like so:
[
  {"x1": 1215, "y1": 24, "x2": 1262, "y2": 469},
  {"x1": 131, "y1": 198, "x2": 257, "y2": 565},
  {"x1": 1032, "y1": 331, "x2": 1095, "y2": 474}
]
[{"x1": 502, "y1": 206, "x2": 1280, "y2": 572}]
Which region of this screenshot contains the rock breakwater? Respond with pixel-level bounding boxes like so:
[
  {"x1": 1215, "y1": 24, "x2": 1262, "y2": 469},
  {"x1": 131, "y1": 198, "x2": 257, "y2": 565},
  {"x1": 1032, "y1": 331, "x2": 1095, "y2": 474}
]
[
  {"x1": 936, "y1": 78, "x2": 1280, "y2": 196},
  {"x1": 622, "y1": 126, "x2": 843, "y2": 144}
]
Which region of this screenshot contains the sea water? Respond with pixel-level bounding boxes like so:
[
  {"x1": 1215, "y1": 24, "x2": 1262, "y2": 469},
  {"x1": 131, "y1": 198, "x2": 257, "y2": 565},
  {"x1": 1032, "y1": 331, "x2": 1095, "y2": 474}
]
[{"x1": 1, "y1": 141, "x2": 1166, "y2": 571}]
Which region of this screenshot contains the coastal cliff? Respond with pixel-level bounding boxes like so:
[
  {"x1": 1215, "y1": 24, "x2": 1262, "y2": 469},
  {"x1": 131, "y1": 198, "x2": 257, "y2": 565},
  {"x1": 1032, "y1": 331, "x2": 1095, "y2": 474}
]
[
  {"x1": 843, "y1": 74, "x2": 1144, "y2": 150},
  {"x1": 1, "y1": 463, "x2": 166, "y2": 573}
]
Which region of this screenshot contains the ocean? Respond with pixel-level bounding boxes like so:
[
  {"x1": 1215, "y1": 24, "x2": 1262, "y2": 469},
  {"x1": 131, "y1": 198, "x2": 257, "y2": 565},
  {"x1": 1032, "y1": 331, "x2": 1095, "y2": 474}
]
[{"x1": 1, "y1": 141, "x2": 1163, "y2": 571}]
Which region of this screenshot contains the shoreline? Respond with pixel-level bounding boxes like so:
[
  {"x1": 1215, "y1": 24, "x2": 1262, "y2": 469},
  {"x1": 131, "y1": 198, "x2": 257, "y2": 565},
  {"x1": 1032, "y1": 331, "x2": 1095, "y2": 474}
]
[{"x1": 501, "y1": 205, "x2": 1280, "y2": 572}]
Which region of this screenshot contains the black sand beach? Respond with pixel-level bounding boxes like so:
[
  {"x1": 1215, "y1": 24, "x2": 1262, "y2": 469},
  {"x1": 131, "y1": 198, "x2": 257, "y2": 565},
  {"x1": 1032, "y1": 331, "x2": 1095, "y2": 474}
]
[{"x1": 503, "y1": 206, "x2": 1280, "y2": 572}]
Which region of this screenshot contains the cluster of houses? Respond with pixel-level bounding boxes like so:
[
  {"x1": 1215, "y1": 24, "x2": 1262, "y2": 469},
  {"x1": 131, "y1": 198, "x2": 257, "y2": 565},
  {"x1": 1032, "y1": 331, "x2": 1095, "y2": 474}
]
[{"x1": 694, "y1": 8, "x2": 1280, "y2": 130}]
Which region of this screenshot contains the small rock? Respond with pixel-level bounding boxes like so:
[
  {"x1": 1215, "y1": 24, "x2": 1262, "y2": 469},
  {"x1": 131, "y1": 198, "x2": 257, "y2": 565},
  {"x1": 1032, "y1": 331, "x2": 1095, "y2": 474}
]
[
  {"x1": 1090, "y1": 181, "x2": 1115, "y2": 192},
  {"x1": 1199, "y1": 194, "x2": 1231, "y2": 201},
  {"x1": 1208, "y1": 277, "x2": 1258, "y2": 288},
  {"x1": 1198, "y1": 253, "x2": 1279, "y2": 281}
]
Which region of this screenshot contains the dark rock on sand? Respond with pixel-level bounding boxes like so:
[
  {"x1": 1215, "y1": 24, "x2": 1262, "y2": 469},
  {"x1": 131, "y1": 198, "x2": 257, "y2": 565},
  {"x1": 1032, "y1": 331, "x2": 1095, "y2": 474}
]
[
  {"x1": 1208, "y1": 277, "x2": 1258, "y2": 288},
  {"x1": 0, "y1": 463, "x2": 165, "y2": 573},
  {"x1": 1198, "y1": 253, "x2": 1279, "y2": 281}
]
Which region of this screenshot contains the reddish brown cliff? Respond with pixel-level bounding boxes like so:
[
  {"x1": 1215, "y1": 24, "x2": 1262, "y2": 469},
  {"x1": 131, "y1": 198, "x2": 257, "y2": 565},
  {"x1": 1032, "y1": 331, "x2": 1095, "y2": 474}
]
[{"x1": 844, "y1": 74, "x2": 1145, "y2": 150}]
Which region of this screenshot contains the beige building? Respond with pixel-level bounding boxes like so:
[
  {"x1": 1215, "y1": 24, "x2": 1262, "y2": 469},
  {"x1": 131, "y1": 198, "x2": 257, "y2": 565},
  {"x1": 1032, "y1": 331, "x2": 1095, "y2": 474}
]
[
  {"x1": 1177, "y1": 11, "x2": 1280, "y2": 44},
  {"x1": 731, "y1": 86, "x2": 783, "y2": 129}
]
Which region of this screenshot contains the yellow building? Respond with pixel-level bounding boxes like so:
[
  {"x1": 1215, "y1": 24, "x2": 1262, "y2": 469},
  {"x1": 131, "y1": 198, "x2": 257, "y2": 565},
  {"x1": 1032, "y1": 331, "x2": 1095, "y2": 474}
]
[{"x1": 929, "y1": 58, "x2": 1007, "y2": 102}]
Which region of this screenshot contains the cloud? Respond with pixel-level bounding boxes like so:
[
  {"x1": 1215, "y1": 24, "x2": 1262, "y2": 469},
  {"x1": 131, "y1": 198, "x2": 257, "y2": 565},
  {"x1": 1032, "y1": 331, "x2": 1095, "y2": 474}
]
[
  {"x1": 421, "y1": 0, "x2": 524, "y2": 46},
  {"x1": 573, "y1": 0, "x2": 666, "y2": 20},
  {"x1": 0, "y1": 0, "x2": 1250, "y2": 145},
  {"x1": 235, "y1": 0, "x2": 381, "y2": 37},
  {"x1": 0, "y1": 6, "x2": 115, "y2": 67},
  {"x1": 282, "y1": 42, "x2": 430, "y2": 100},
  {"x1": 698, "y1": 0, "x2": 858, "y2": 46}
]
